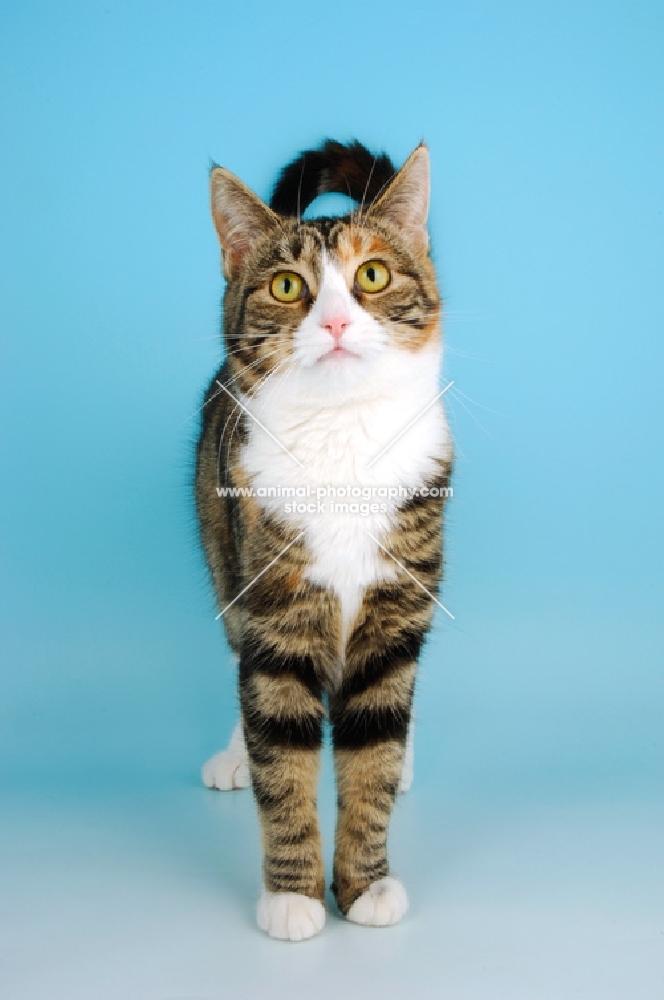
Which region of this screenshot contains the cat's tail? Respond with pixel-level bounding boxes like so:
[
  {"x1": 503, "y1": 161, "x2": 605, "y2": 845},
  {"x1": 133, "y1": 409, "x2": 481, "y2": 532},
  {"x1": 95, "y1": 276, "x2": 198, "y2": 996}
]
[{"x1": 269, "y1": 139, "x2": 396, "y2": 217}]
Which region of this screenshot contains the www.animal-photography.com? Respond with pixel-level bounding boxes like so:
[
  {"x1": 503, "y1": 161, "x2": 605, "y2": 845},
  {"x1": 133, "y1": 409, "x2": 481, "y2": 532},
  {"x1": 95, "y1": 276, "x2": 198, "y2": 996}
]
[{"x1": 1, "y1": 2, "x2": 662, "y2": 997}]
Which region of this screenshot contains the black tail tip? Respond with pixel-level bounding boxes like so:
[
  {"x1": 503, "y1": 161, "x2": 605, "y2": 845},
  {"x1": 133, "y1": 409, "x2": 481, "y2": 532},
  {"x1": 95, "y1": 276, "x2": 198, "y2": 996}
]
[{"x1": 269, "y1": 139, "x2": 397, "y2": 217}]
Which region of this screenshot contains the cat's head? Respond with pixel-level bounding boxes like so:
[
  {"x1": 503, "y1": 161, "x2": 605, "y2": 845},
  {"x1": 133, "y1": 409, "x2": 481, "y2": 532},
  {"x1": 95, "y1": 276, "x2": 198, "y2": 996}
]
[{"x1": 210, "y1": 141, "x2": 441, "y2": 400}]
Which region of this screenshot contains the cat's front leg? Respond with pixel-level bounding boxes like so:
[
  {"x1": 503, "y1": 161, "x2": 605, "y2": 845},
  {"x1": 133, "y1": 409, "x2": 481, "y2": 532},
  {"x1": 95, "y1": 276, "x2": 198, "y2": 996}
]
[
  {"x1": 330, "y1": 584, "x2": 430, "y2": 926},
  {"x1": 241, "y1": 633, "x2": 328, "y2": 941}
]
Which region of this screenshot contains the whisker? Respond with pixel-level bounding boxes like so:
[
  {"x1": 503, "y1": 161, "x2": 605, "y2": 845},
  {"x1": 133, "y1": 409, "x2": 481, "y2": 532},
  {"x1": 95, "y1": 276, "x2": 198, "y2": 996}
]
[
  {"x1": 221, "y1": 340, "x2": 291, "y2": 360},
  {"x1": 217, "y1": 401, "x2": 241, "y2": 488},
  {"x1": 357, "y1": 155, "x2": 377, "y2": 225},
  {"x1": 217, "y1": 358, "x2": 286, "y2": 487},
  {"x1": 445, "y1": 345, "x2": 496, "y2": 364},
  {"x1": 259, "y1": 356, "x2": 296, "y2": 410},
  {"x1": 223, "y1": 333, "x2": 291, "y2": 340},
  {"x1": 223, "y1": 347, "x2": 282, "y2": 391},
  {"x1": 215, "y1": 352, "x2": 285, "y2": 459},
  {"x1": 297, "y1": 155, "x2": 305, "y2": 233},
  {"x1": 445, "y1": 401, "x2": 467, "y2": 460},
  {"x1": 365, "y1": 162, "x2": 397, "y2": 214},
  {"x1": 270, "y1": 208, "x2": 288, "y2": 239},
  {"x1": 245, "y1": 354, "x2": 289, "y2": 400},
  {"x1": 442, "y1": 309, "x2": 484, "y2": 319},
  {"x1": 181, "y1": 382, "x2": 224, "y2": 425},
  {"x1": 342, "y1": 174, "x2": 356, "y2": 242},
  {"x1": 223, "y1": 356, "x2": 293, "y2": 481},
  {"x1": 449, "y1": 389, "x2": 491, "y2": 437},
  {"x1": 221, "y1": 344, "x2": 275, "y2": 359},
  {"x1": 452, "y1": 385, "x2": 502, "y2": 416}
]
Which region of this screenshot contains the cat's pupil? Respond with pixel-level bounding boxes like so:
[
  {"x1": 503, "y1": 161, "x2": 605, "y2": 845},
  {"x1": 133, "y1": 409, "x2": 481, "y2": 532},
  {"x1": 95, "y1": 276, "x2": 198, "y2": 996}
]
[
  {"x1": 367, "y1": 267, "x2": 375, "y2": 283},
  {"x1": 284, "y1": 278, "x2": 291, "y2": 294}
]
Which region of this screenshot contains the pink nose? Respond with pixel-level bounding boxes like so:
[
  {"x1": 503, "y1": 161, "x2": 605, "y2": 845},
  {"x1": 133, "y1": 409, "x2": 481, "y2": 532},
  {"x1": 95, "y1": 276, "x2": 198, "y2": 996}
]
[{"x1": 323, "y1": 316, "x2": 349, "y2": 345}]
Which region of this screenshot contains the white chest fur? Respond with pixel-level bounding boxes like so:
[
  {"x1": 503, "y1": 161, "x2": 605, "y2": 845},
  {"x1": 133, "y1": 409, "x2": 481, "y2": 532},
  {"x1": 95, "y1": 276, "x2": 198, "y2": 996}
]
[{"x1": 239, "y1": 343, "x2": 451, "y2": 640}]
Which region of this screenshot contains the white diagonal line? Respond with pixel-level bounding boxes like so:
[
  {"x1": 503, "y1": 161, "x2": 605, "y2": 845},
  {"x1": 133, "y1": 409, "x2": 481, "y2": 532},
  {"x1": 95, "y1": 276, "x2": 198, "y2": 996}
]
[
  {"x1": 366, "y1": 531, "x2": 455, "y2": 620},
  {"x1": 365, "y1": 380, "x2": 454, "y2": 469},
  {"x1": 215, "y1": 531, "x2": 305, "y2": 619},
  {"x1": 181, "y1": 382, "x2": 225, "y2": 425},
  {"x1": 215, "y1": 380, "x2": 304, "y2": 468}
]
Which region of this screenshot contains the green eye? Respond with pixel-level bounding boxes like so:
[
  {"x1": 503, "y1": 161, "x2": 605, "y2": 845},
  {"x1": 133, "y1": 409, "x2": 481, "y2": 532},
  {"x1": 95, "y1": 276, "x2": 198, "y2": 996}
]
[
  {"x1": 270, "y1": 271, "x2": 304, "y2": 302},
  {"x1": 356, "y1": 260, "x2": 391, "y2": 293}
]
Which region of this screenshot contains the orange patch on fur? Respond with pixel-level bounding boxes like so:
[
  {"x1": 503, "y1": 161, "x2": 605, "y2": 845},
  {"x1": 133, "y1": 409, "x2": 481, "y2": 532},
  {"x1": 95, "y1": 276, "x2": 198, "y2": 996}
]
[
  {"x1": 351, "y1": 233, "x2": 363, "y2": 255},
  {"x1": 285, "y1": 569, "x2": 302, "y2": 591},
  {"x1": 366, "y1": 236, "x2": 390, "y2": 256}
]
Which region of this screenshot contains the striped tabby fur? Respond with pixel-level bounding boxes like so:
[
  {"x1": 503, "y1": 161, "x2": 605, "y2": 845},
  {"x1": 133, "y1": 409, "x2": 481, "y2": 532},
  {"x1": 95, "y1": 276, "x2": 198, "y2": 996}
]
[{"x1": 196, "y1": 140, "x2": 452, "y2": 939}]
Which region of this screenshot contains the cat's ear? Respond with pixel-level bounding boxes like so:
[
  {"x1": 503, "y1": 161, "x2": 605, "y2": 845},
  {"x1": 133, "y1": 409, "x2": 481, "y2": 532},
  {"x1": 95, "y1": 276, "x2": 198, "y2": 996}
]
[
  {"x1": 367, "y1": 144, "x2": 430, "y2": 256},
  {"x1": 210, "y1": 167, "x2": 280, "y2": 278}
]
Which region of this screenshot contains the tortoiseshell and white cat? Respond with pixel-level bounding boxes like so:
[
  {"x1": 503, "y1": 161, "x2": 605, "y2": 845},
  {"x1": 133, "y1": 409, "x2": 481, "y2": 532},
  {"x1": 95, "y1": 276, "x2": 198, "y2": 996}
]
[{"x1": 196, "y1": 141, "x2": 452, "y2": 941}]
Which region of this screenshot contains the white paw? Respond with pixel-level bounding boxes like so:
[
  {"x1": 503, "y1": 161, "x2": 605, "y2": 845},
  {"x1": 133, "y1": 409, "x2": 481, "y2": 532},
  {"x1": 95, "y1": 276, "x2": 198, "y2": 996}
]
[
  {"x1": 202, "y1": 721, "x2": 250, "y2": 791},
  {"x1": 257, "y1": 892, "x2": 326, "y2": 942},
  {"x1": 201, "y1": 749, "x2": 250, "y2": 790},
  {"x1": 346, "y1": 877, "x2": 408, "y2": 927}
]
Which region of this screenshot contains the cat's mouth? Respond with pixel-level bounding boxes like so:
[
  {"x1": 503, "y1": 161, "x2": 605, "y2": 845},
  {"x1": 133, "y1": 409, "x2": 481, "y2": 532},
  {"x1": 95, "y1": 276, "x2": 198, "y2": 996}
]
[{"x1": 318, "y1": 346, "x2": 361, "y2": 362}]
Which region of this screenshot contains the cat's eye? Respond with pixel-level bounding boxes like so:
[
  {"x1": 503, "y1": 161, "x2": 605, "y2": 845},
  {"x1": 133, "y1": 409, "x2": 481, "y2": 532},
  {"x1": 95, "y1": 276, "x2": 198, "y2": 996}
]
[
  {"x1": 270, "y1": 271, "x2": 305, "y2": 303},
  {"x1": 355, "y1": 260, "x2": 391, "y2": 293}
]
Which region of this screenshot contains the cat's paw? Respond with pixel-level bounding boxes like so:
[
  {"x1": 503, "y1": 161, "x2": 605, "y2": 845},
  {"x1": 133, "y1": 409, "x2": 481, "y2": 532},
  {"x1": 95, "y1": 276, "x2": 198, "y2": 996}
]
[
  {"x1": 346, "y1": 877, "x2": 408, "y2": 927},
  {"x1": 201, "y1": 749, "x2": 250, "y2": 791},
  {"x1": 202, "y1": 721, "x2": 250, "y2": 791},
  {"x1": 257, "y1": 891, "x2": 326, "y2": 942}
]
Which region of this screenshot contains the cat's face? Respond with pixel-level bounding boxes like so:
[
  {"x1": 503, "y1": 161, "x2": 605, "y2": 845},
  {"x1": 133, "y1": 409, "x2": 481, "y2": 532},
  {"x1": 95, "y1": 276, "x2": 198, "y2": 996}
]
[{"x1": 210, "y1": 146, "x2": 440, "y2": 399}]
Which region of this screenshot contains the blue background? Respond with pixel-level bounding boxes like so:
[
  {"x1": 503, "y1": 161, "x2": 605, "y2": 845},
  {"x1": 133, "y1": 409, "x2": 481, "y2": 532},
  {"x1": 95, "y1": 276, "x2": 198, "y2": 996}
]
[{"x1": 1, "y1": 2, "x2": 662, "y2": 997}]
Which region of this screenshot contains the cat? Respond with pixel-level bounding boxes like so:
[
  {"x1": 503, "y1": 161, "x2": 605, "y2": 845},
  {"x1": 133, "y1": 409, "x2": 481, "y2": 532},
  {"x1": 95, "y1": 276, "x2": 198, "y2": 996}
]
[{"x1": 195, "y1": 140, "x2": 452, "y2": 941}]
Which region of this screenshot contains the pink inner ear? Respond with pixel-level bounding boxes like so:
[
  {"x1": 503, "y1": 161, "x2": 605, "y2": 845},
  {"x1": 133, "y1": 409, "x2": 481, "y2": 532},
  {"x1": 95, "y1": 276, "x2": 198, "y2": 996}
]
[
  {"x1": 210, "y1": 167, "x2": 277, "y2": 274},
  {"x1": 368, "y1": 147, "x2": 430, "y2": 252}
]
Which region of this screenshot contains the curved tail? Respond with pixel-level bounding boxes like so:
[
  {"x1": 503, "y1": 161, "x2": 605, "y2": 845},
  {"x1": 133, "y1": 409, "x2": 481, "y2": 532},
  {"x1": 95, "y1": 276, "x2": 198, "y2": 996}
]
[{"x1": 269, "y1": 139, "x2": 396, "y2": 217}]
